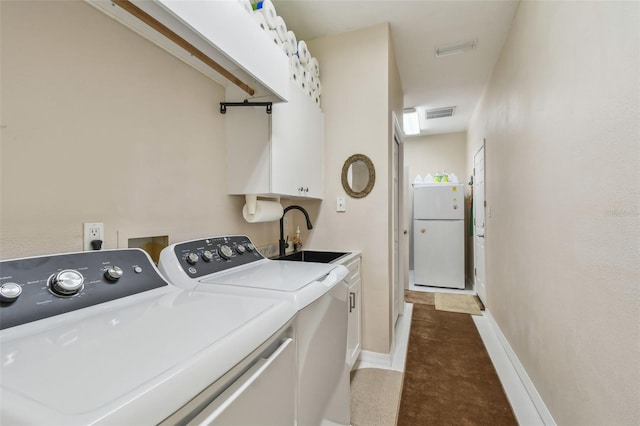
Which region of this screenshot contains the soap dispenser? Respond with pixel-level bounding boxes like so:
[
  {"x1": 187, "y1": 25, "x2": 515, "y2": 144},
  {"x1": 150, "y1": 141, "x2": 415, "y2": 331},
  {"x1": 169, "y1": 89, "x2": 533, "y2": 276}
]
[{"x1": 293, "y1": 226, "x2": 302, "y2": 252}]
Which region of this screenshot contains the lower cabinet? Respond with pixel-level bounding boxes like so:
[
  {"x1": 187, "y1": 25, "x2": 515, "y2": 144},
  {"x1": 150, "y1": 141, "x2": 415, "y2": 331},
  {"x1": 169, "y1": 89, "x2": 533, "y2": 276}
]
[{"x1": 340, "y1": 255, "x2": 361, "y2": 370}]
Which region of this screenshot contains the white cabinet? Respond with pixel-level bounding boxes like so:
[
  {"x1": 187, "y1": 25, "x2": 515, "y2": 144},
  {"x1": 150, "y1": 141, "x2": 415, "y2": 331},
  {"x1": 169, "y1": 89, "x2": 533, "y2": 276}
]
[
  {"x1": 87, "y1": 0, "x2": 289, "y2": 101},
  {"x1": 338, "y1": 255, "x2": 361, "y2": 370},
  {"x1": 226, "y1": 82, "x2": 324, "y2": 199}
]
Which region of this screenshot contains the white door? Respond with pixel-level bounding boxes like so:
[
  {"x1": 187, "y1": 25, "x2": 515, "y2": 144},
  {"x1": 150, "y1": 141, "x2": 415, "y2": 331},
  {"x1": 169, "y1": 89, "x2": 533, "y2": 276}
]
[
  {"x1": 473, "y1": 145, "x2": 487, "y2": 304},
  {"x1": 392, "y1": 133, "x2": 402, "y2": 325}
]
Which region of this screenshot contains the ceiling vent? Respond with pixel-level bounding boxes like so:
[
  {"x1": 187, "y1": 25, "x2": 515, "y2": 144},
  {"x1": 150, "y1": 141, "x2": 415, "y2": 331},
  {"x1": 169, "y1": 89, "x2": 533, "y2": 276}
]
[{"x1": 426, "y1": 107, "x2": 456, "y2": 120}]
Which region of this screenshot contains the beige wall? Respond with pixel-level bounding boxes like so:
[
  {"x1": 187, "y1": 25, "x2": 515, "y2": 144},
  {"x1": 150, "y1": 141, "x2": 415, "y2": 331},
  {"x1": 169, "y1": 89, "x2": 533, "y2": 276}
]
[
  {"x1": 300, "y1": 23, "x2": 396, "y2": 354},
  {"x1": 0, "y1": 0, "x2": 281, "y2": 259},
  {"x1": 404, "y1": 132, "x2": 467, "y2": 186},
  {"x1": 404, "y1": 132, "x2": 468, "y2": 271},
  {"x1": 467, "y1": 1, "x2": 640, "y2": 424}
]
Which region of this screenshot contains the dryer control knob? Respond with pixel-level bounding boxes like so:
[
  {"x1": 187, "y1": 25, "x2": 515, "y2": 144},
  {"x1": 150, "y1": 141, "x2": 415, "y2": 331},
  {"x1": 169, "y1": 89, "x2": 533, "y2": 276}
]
[
  {"x1": 245, "y1": 243, "x2": 255, "y2": 252},
  {"x1": 0, "y1": 282, "x2": 22, "y2": 303},
  {"x1": 202, "y1": 250, "x2": 214, "y2": 262},
  {"x1": 235, "y1": 245, "x2": 246, "y2": 254},
  {"x1": 49, "y1": 269, "x2": 84, "y2": 297},
  {"x1": 186, "y1": 253, "x2": 199, "y2": 265},
  {"x1": 219, "y1": 245, "x2": 233, "y2": 260},
  {"x1": 104, "y1": 266, "x2": 123, "y2": 282}
]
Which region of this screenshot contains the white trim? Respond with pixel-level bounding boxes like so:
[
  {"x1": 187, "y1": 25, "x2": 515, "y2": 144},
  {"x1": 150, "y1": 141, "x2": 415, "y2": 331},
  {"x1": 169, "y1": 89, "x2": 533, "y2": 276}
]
[
  {"x1": 483, "y1": 310, "x2": 556, "y2": 426},
  {"x1": 357, "y1": 350, "x2": 393, "y2": 368}
]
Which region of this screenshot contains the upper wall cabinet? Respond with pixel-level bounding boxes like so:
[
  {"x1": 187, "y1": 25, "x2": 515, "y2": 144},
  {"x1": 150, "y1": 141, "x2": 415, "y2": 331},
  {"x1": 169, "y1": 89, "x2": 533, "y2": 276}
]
[
  {"x1": 87, "y1": 0, "x2": 290, "y2": 101},
  {"x1": 226, "y1": 82, "x2": 324, "y2": 200}
]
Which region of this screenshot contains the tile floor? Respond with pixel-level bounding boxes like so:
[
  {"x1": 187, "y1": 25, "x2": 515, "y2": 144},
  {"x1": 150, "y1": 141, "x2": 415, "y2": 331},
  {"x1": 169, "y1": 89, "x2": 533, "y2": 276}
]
[{"x1": 356, "y1": 271, "x2": 546, "y2": 426}]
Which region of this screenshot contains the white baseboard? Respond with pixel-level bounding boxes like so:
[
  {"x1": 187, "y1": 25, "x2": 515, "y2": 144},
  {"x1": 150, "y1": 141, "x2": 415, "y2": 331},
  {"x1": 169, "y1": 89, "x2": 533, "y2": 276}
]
[
  {"x1": 484, "y1": 310, "x2": 556, "y2": 426},
  {"x1": 357, "y1": 349, "x2": 393, "y2": 369}
]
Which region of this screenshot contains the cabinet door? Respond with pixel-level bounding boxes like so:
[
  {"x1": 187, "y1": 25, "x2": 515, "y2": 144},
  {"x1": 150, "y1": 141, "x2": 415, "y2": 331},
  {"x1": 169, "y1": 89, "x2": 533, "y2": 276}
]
[
  {"x1": 272, "y1": 84, "x2": 323, "y2": 199},
  {"x1": 347, "y1": 277, "x2": 361, "y2": 369},
  {"x1": 303, "y1": 105, "x2": 323, "y2": 199}
]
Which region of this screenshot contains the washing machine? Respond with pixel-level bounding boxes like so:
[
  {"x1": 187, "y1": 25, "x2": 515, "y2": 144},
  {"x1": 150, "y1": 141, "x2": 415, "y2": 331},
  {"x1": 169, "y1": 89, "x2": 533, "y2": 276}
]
[
  {"x1": 158, "y1": 235, "x2": 351, "y2": 426},
  {"x1": 0, "y1": 248, "x2": 297, "y2": 425}
]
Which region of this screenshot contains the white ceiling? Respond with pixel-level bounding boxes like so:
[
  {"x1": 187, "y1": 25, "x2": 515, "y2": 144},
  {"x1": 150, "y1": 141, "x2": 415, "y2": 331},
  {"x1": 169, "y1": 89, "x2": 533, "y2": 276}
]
[{"x1": 271, "y1": 0, "x2": 520, "y2": 137}]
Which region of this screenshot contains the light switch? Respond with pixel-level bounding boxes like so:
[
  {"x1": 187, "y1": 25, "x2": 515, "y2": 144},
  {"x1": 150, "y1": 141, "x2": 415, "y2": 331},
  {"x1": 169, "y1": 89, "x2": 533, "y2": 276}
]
[{"x1": 337, "y1": 197, "x2": 346, "y2": 212}]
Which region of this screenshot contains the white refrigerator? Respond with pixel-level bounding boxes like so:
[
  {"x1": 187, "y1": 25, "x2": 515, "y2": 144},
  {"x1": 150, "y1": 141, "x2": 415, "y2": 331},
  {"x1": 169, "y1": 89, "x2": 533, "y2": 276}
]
[{"x1": 413, "y1": 183, "x2": 465, "y2": 289}]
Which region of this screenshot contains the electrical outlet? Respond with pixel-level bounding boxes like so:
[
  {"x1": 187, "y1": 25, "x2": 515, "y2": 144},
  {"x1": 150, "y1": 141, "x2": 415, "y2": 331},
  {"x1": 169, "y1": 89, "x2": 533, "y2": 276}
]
[
  {"x1": 83, "y1": 222, "x2": 104, "y2": 251},
  {"x1": 337, "y1": 197, "x2": 346, "y2": 212}
]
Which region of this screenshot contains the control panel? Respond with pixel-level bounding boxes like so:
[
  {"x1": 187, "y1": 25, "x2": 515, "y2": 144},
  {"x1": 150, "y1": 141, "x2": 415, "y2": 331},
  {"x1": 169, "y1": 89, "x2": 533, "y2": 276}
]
[
  {"x1": 173, "y1": 235, "x2": 264, "y2": 279},
  {"x1": 0, "y1": 249, "x2": 168, "y2": 330}
]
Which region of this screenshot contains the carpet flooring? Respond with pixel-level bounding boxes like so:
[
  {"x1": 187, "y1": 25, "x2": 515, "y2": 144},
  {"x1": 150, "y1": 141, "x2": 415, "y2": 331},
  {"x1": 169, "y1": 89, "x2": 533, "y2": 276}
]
[
  {"x1": 397, "y1": 295, "x2": 517, "y2": 426},
  {"x1": 350, "y1": 368, "x2": 404, "y2": 426}
]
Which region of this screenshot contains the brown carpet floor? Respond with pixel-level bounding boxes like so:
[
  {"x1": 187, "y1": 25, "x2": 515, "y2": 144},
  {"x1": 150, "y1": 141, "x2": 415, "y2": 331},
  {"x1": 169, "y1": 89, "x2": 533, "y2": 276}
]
[{"x1": 397, "y1": 298, "x2": 517, "y2": 426}]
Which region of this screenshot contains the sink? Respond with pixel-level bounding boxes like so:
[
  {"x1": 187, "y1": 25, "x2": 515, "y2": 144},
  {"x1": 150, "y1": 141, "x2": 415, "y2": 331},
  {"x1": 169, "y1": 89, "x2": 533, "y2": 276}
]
[{"x1": 275, "y1": 250, "x2": 349, "y2": 264}]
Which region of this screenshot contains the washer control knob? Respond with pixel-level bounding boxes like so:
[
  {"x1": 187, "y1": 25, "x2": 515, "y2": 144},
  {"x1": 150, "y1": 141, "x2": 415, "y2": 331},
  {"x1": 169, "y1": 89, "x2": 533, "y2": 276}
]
[
  {"x1": 219, "y1": 245, "x2": 233, "y2": 260},
  {"x1": 235, "y1": 245, "x2": 246, "y2": 254},
  {"x1": 202, "y1": 250, "x2": 214, "y2": 262},
  {"x1": 49, "y1": 269, "x2": 84, "y2": 297},
  {"x1": 0, "y1": 282, "x2": 22, "y2": 303},
  {"x1": 104, "y1": 266, "x2": 123, "y2": 282},
  {"x1": 186, "y1": 253, "x2": 199, "y2": 265},
  {"x1": 245, "y1": 243, "x2": 255, "y2": 252}
]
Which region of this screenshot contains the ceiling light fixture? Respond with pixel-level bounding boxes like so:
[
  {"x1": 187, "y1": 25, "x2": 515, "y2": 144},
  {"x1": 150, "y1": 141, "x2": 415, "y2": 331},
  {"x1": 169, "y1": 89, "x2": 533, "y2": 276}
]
[
  {"x1": 434, "y1": 39, "x2": 478, "y2": 57},
  {"x1": 403, "y1": 108, "x2": 420, "y2": 136}
]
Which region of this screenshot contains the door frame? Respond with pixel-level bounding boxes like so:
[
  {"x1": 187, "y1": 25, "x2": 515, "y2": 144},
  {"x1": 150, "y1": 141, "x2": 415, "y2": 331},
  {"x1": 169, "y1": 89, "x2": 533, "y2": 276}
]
[
  {"x1": 391, "y1": 113, "x2": 405, "y2": 328},
  {"x1": 473, "y1": 143, "x2": 487, "y2": 304}
]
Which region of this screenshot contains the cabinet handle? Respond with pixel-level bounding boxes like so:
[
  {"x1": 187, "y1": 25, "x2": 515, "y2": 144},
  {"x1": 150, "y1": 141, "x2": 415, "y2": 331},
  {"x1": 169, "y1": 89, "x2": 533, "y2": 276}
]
[{"x1": 349, "y1": 292, "x2": 356, "y2": 312}]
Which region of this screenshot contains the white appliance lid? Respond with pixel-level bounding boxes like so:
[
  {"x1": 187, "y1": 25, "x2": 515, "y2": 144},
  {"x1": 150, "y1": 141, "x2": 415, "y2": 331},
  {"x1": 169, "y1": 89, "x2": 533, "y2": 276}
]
[
  {"x1": 200, "y1": 260, "x2": 336, "y2": 291},
  {"x1": 0, "y1": 287, "x2": 295, "y2": 425}
]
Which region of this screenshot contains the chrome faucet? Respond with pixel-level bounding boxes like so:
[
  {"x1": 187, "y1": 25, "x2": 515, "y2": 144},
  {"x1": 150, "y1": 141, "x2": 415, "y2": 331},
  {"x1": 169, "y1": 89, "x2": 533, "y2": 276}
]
[{"x1": 279, "y1": 205, "x2": 313, "y2": 256}]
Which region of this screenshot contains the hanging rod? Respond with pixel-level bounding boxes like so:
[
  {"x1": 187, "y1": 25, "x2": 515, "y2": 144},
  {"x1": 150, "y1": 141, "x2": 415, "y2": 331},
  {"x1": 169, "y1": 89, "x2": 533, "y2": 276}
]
[
  {"x1": 220, "y1": 100, "x2": 273, "y2": 114},
  {"x1": 112, "y1": 0, "x2": 255, "y2": 96}
]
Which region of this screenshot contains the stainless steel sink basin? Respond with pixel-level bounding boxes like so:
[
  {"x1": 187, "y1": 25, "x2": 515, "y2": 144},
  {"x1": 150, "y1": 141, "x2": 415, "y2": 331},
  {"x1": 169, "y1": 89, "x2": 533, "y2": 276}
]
[{"x1": 275, "y1": 250, "x2": 349, "y2": 264}]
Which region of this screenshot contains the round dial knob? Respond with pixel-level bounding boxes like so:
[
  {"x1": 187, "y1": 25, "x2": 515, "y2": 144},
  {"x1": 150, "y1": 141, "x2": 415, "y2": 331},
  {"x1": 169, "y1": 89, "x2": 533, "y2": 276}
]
[
  {"x1": 202, "y1": 250, "x2": 214, "y2": 262},
  {"x1": 0, "y1": 282, "x2": 22, "y2": 303},
  {"x1": 186, "y1": 253, "x2": 199, "y2": 265},
  {"x1": 235, "y1": 245, "x2": 246, "y2": 254},
  {"x1": 245, "y1": 243, "x2": 255, "y2": 252},
  {"x1": 219, "y1": 245, "x2": 233, "y2": 260},
  {"x1": 49, "y1": 269, "x2": 84, "y2": 297},
  {"x1": 104, "y1": 266, "x2": 123, "y2": 282}
]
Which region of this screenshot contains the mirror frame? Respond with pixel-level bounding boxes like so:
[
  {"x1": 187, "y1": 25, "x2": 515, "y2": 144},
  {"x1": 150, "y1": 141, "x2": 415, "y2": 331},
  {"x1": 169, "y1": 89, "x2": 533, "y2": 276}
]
[{"x1": 341, "y1": 154, "x2": 376, "y2": 199}]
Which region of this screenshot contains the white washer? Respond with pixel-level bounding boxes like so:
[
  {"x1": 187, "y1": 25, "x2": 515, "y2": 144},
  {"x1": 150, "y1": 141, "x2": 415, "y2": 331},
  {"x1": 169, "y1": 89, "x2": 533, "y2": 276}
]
[
  {"x1": 158, "y1": 235, "x2": 351, "y2": 426},
  {"x1": 0, "y1": 248, "x2": 297, "y2": 425}
]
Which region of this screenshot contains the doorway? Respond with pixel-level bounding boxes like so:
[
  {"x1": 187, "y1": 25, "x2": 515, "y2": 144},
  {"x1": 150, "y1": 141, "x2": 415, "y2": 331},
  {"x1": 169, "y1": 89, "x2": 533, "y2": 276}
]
[
  {"x1": 473, "y1": 144, "x2": 487, "y2": 304},
  {"x1": 392, "y1": 117, "x2": 404, "y2": 327}
]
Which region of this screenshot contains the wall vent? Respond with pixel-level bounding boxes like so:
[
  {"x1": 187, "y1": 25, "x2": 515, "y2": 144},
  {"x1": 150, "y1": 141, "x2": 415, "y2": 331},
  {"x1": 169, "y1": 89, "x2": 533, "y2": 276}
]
[{"x1": 425, "y1": 107, "x2": 456, "y2": 119}]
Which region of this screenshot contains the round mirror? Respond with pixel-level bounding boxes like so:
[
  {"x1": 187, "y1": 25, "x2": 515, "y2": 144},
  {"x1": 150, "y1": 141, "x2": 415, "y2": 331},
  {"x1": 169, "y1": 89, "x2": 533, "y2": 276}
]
[{"x1": 341, "y1": 154, "x2": 375, "y2": 198}]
